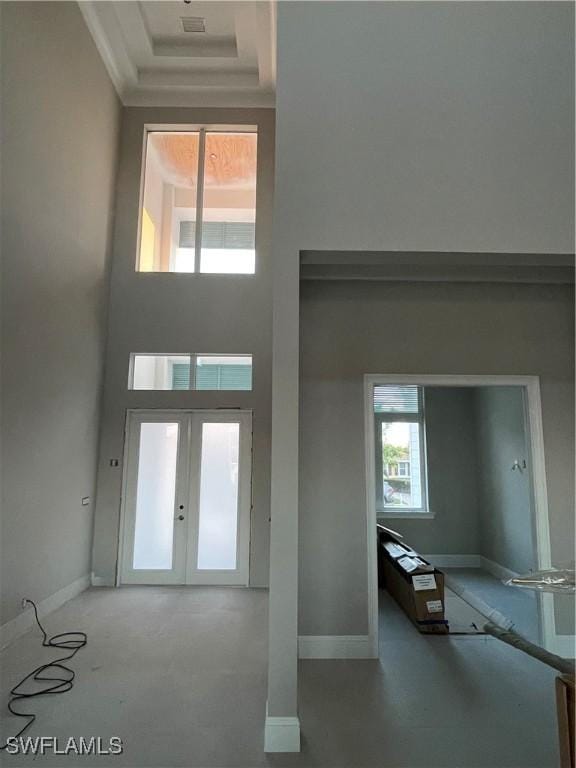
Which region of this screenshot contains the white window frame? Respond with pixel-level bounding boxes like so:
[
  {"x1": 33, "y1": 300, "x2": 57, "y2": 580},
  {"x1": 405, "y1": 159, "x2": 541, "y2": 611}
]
[
  {"x1": 372, "y1": 385, "x2": 431, "y2": 518},
  {"x1": 136, "y1": 124, "x2": 258, "y2": 275},
  {"x1": 128, "y1": 352, "x2": 253, "y2": 392}
]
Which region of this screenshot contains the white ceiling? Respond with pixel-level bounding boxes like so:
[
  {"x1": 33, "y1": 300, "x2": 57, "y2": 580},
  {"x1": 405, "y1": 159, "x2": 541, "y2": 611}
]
[{"x1": 79, "y1": 1, "x2": 276, "y2": 107}]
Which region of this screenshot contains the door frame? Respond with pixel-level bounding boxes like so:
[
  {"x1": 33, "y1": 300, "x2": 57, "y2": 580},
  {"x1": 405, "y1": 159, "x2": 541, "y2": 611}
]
[
  {"x1": 117, "y1": 408, "x2": 253, "y2": 587},
  {"x1": 363, "y1": 374, "x2": 554, "y2": 655}
]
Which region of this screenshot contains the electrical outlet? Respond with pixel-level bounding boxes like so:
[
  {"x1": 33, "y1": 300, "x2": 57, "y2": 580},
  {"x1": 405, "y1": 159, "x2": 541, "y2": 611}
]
[
  {"x1": 21, "y1": 598, "x2": 29, "y2": 609},
  {"x1": 81, "y1": 496, "x2": 90, "y2": 506}
]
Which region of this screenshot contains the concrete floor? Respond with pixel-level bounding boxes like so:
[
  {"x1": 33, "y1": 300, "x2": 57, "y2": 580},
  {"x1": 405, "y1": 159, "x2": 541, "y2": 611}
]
[
  {"x1": 0, "y1": 586, "x2": 559, "y2": 767},
  {"x1": 444, "y1": 567, "x2": 540, "y2": 643}
]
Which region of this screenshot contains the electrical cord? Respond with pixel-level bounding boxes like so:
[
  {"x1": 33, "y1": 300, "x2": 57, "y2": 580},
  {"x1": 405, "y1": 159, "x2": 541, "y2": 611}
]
[{"x1": 0, "y1": 598, "x2": 87, "y2": 749}]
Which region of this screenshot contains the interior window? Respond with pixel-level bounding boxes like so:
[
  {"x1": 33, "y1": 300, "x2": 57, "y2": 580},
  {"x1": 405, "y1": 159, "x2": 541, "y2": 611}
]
[
  {"x1": 137, "y1": 129, "x2": 257, "y2": 274},
  {"x1": 130, "y1": 354, "x2": 253, "y2": 391},
  {"x1": 131, "y1": 355, "x2": 191, "y2": 391},
  {"x1": 373, "y1": 385, "x2": 428, "y2": 514}
]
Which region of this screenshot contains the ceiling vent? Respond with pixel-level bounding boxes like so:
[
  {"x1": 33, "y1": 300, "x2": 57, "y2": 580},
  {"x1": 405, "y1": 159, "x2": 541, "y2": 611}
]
[{"x1": 180, "y1": 16, "x2": 206, "y2": 33}]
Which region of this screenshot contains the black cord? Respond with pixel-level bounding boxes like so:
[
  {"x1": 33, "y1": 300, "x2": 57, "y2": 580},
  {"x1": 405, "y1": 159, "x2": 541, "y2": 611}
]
[{"x1": 0, "y1": 599, "x2": 87, "y2": 749}]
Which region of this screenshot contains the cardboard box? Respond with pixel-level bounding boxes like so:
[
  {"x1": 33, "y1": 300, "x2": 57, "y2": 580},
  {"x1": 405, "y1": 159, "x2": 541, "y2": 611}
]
[{"x1": 379, "y1": 531, "x2": 448, "y2": 633}]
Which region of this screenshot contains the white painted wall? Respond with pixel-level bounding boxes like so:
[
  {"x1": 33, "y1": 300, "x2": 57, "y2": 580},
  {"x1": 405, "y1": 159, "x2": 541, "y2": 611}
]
[
  {"x1": 91, "y1": 108, "x2": 275, "y2": 589},
  {"x1": 0, "y1": 2, "x2": 120, "y2": 624}
]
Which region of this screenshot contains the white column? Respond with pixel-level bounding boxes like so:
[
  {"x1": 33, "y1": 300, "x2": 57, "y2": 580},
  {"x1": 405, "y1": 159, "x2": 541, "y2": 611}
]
[{"x1": 264, "y1": 238, "x2": 301, "y2": 752}]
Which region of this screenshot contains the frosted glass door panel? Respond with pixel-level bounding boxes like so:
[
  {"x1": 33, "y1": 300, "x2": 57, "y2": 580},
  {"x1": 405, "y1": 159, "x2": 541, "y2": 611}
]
[
  {"x1": 133, "y1": 422, "x2": 179, "y2": 569},
  {"x1": 197, "y1": 422, "x2": 240, "y2": 570},
  {"x1": 121, "y1": 411, "x2": 250, "y2": 585}
]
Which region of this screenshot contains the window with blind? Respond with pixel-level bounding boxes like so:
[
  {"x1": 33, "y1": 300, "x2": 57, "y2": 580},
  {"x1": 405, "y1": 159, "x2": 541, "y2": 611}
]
[
  {"x1": 129, "y1": 354, "x2": 252, "y2": 391},
  {"x1": 372, "y1": 385, "x2": 428, "y2": 514},
  {"x1": 137, "y1": 128, "x2": 257, "y2": 274}
]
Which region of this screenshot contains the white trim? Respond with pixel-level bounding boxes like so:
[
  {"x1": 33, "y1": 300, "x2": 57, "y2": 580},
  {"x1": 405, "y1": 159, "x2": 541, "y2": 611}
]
[
  {"x1": 480, "y1": 556, "x2": 519, "y2": 582},
  {"x1": 78, "y1": 2, "x2": 276, "y2": 108},
  {"x1": 264, "y1": 708, "x2": 301, "y2": 753},
  {"x1": 298, "y1": 635, "x2": 375, "y2": 659},
  {"x1": 364, "y1": 382, "x2": 380, "y2": 659},
  {"x1": 91, "y1": 574, "x2": 114, "y2": 587},
  {"x1": 523, "y1": 378, "x2": 555, "y2": 652},
  {"x1": 380, "y1": 511, "x2": 435, "y2": 519},
  {"x1": 364, "y1": 374, "x2": 555, "y2": 653},
  {"x1": 194, "y1": 129, "x2": 206, "y2": 273},
  {"x1": 77, "y1": 1, "x2": 132, "y2": 97},
  {"x1": 124, "y1": 89, "x2": 275, "y2": 109},
  {"x1": 424, "y1": 553, "x2": 530, "y2": 584},
  {"x1": 425, "y1": 554, "x2": 482, "y2": 569},
  {"x1": 0, "y1": 575, "x2": 90, "y2": 651}
]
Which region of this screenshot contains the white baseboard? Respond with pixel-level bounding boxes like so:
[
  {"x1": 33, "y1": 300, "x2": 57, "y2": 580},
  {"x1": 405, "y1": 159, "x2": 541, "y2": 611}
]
[
  {"x1": 424, "y1": 554, "x2": 482, "y2": 569},
  {"x1": 298, "y1": 634, "x2": 375, "y2": 659},
  {"x1": 480, "y1": 556, "x2": 519, "y2": 582},
  {"x1": 0, "y1": 574, "x2": 90, "y2": 651},
  {"x1": 264, "y1": 705, "x2": 300, "y2": 753},
  {"x1": 424, "y1": 554, "x2": 520, "y2": 583},
  {"x1": 91, "y1": 574, "x2": 115, "y2": 587}
]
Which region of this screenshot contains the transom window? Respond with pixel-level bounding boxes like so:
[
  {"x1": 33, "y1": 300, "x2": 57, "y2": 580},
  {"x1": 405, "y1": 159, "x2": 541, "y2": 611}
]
[
  {"x1": 129, "y1": 354, "x2": 253, "y2": 391},
  {"x1": 373, "y1": 385, "x2": 428, "y2": 514},
  {"x1": 138, "y1": 128, "x2": 257, "y2": 274}
]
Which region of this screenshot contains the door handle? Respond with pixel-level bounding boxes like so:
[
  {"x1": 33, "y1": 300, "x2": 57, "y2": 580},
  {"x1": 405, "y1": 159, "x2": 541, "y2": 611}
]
[{"x1": 177, "y1": 514, "x2": 185, "y2": 521}]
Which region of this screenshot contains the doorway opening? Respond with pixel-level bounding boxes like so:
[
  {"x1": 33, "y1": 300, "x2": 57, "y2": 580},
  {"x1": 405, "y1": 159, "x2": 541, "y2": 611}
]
[
  {"x1": 364, "y1": 375, "x2": 554, "y2": 653},
  {"x1": 118, "y1": 409, "x2": 252, "y2": 586}
]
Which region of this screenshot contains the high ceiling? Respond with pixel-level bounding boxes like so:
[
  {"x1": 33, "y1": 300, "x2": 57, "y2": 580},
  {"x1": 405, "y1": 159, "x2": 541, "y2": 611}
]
[{"x1": 79, "y1": 1, "x2": 275, "y2": 107}]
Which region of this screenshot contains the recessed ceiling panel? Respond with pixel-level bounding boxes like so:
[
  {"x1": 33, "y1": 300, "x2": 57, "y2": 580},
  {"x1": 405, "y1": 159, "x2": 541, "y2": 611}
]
[{"x1": 79, "y1": 0, "x2": 276, "y2": 107}]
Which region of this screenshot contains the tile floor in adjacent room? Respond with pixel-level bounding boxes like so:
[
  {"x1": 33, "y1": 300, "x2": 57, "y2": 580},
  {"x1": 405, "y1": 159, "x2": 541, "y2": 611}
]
[
  {"x1": 443, "y1": 567, "x2": 540, "y2": 643},
  {"x1": 0, "y1": 586, "x2": 559, "y2": 767}
]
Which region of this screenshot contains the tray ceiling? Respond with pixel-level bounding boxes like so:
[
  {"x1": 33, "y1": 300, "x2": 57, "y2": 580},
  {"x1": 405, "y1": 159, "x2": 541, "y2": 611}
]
[{"x1": 79, "y1": 1, "x2": 275, "y2": 107}]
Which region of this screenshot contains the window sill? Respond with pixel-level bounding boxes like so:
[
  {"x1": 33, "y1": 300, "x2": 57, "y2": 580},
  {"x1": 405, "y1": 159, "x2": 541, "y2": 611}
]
[{"x1": 377, "y1": 511, "x2": 435, "y2": 520}]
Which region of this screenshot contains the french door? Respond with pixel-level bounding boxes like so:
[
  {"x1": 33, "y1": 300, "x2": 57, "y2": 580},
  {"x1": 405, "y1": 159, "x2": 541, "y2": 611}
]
[{"x1": 119, "y1": 410, "x2": 252, "y2": 586}]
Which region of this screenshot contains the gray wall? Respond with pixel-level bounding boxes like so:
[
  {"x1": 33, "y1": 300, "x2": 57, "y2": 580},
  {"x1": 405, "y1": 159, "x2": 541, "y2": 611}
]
[
  {"x1": 475, "y1": 387, "x2": 534, "y2": 574},
  {"x1": 268, "y1": 0, "x2": 575, "y2": 716},
  {"x1": 276, "y1": 1, "x2": 574, "y2": 255},
  {"x1": 0, "y1": 3, "x2": 120, "y2": 624},
  {"x1": 390, "y1": 388, "x2": 481, "y2": 555},
  {"x1": 91, "y1": 108, "x2": 275, "y2": 588},
  {"x1": 299, "y1": 382, "x2": 481, "y2": 635},
  {"x1": 299, "y1": 280, "x2": 574, "y2": 636}
]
